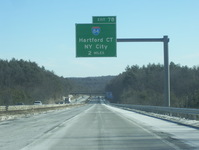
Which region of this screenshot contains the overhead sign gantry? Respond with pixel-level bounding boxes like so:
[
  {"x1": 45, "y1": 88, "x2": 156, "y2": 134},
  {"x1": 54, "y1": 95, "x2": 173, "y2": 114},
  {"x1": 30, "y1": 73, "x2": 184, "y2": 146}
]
[{"x1": 75, "y1": 16, "x2": 170, "y2": 107}]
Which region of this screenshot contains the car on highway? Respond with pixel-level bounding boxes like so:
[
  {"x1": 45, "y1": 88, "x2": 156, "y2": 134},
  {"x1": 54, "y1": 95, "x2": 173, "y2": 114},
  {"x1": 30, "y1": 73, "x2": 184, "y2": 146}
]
[
  {"x1": 16, "y1": 102, "x2": 25, "y2": 105},
  {"x1": 34, "y1": 101, "x2": 42, "y2": 105}
]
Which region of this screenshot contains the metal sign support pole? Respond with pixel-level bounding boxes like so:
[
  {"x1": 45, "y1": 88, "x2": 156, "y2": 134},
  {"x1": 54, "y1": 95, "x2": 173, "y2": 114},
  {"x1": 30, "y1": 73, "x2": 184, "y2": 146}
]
[
  {"x1": 163, "y1": 36, "x2": 170, "y2": 107},
  {"x1": 117, "y1": 36, "x2": 170, "y2": 107}
]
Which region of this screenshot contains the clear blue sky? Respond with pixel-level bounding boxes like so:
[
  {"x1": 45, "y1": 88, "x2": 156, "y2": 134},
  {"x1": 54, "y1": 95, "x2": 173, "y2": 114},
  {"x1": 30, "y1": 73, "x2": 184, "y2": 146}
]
[{"x1": 0, "y1": 0, "x2": 199, "y2": 77}]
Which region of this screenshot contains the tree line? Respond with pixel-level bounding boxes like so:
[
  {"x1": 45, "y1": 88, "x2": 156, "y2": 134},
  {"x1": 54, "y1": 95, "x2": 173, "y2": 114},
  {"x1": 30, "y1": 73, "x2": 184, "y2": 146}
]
[
  {"x1": 0, "y1": 58, "x2": 72, "y2": 105},
  {"x1": 105, "y1": 62, "x2": 199, "y2": 108},
  {"x1": 68, "y1": 76, "x2": 115, "y2": 93}
]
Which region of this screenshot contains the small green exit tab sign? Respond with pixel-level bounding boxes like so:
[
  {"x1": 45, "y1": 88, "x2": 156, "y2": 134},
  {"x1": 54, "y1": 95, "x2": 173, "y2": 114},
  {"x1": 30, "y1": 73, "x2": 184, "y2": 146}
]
[
  {"x1": 93, "y1": 16, "x2": 116, "y2": 24},
  {"x1": 76, "y1": 23, "x2": 116, "y2": 57}
]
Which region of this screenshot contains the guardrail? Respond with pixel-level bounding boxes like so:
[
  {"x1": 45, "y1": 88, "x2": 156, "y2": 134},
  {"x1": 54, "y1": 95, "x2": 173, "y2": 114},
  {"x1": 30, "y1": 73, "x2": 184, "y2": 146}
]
[
  {"x1": 0, "y1": 104, "x2": 77, "y2": 112},
  {"x1": 0, "y1": 96, "x2": 90, "y2": 112},
  {"x1": 110, "y1": 103, "x2": 199, "y2": 120}
]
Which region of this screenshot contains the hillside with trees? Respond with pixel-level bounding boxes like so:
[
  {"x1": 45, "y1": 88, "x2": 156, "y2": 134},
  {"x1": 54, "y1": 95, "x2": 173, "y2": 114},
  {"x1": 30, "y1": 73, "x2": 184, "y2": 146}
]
[
  {"x1": 105, "y1": 62, "x2": 199, "y2": 108},
  {"x1": 69, "y1": 76, "x2": 115, "y2": 93},
  {"x1": 2, "y1": 59, "x2": 199, "y2": 109},
  {"x1": 0, "y1": 59, "x2": 72, "y2": 105}
]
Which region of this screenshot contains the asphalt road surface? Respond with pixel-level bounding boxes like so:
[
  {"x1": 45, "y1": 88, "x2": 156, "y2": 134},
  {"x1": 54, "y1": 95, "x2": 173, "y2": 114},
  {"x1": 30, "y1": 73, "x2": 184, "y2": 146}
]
[{"x1": 0, "y1": 99, "x2": 193, "y2": 150}]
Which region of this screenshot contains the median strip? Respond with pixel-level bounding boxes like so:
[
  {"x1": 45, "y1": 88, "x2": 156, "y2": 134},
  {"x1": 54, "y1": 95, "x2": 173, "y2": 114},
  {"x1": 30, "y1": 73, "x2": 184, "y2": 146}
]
[{"x1": 0, "y1": 104, "x2": 84, "y2": 121}]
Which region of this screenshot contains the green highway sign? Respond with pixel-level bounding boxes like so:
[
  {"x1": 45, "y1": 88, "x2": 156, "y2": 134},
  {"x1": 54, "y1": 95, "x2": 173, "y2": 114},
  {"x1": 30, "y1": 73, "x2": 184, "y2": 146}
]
[
  {"x1": 93, "y1": 16, "x2": 116, "y2": 24},
  {"x1": 76, "y1": 23, "x2": 116, "y2": 57}
]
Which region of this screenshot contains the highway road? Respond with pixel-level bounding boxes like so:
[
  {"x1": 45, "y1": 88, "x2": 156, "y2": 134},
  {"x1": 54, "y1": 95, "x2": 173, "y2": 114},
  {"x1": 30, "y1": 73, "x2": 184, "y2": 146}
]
[{"x1": 0, "y1": 99, "x2": 197, "y2": 150}]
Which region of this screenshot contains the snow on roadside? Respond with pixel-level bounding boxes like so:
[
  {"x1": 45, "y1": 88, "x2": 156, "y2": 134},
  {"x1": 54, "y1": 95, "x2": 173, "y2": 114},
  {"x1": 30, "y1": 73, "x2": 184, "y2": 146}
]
[
  {"x1": 0, "y1": 104, "x2": 83, "y2": 122},
  {"x1": 105, "y1": 104, "x2": 199, "y2": 149},
  {"x1": 0, "y1": 96, "x2": 89, "y2": 122},
  {"x1": 118, "y1": 106, "x2": 199, "y2": 128},
  {"x1": 0, "y1": 111, "x2": 53, "y2": 122},
  {"x1": 0, "y1": 111, "x2": 50, "y2": 121}
]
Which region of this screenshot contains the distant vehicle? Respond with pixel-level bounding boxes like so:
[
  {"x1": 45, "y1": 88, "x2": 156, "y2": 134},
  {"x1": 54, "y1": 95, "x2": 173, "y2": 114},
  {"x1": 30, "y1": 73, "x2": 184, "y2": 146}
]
[
  {"x1": 59, "y1": 101, "x2": 65, "y2": 104},
  {"x1": 16, "y1": 102, "x2": 24, "y2": 105},
  {"x1": 34, "y1": 101, "x2": 42, "y2": 105},
  {"x1": 64, "y1": 97, "x2": 71, "y2": 103}
]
